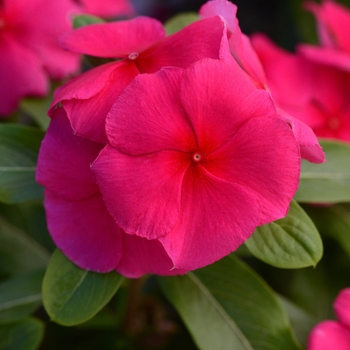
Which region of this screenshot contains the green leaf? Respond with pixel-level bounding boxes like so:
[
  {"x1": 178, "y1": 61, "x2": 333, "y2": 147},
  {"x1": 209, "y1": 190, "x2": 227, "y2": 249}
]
[
  {"x1": 42, "y1": 249, "x2": 124, "y2": 326},
  {"x1": 295, "y1": 139, "x2": 350, "y2": 203},
  {"x1": 0, "y1": 216, "x2": 50, "y2": 276},
  {"x1": 20, "y1": 97, "x2": 51, "y2": 131},
  {"x1": 159, "y1": 255, "x2": 301, "y2": 350},
  {"x1": 164, "y1": 12, "x2": 199, "y2": 35},
  {"x1": 0, "y1": 270, "x2": 44, "y2": 324},
  {"x1": 304, "y1": 203, "x2": 350, "y2": 258},
  {"x1": 0, "y1": 124, "x2": 44, "y2": 204},
  {"x1": 73, "y1": 14, "x2": 105, "y2": 29},
  {"x1": 245, "y1": 200, "x2": 323, "y2": 268},
  {"x1": 0, "y1": 318, "x2": 44, "y2": 350}
]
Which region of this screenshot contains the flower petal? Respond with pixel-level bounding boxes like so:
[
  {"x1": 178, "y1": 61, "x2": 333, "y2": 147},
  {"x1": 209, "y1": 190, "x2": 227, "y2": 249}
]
[
  {"x1": 60, "y1": 16, "x2": 165, "y2": 58},
  {"x1": 36, "y1": 107, "x2": 102, "y2": 201},
  {"x1": 137, "y1": 16, "x2": 226, "y2": 73},
  {"x1": 92, "y1": 146, "x2": 188, "y2": 240},
  {"x1": 44, "y1": 190, "x2": 122, "y2": 273},
  {"x1": 59, "y1": 61, "x2": 139, "y2": 143},
  {"x1": 179, "y1": 58, "x2": 275, "y2": 153},
  {"x1": 77, "y1": 0, "x2": 135, "y2": 18},
  {"x1": 0, "y1": 34, "x2": 48, "y2": 116},
  {"x1": 159, "y1": 167, "x2": 261, "y2": 270},
  {"x1": 204, "y1": 116, "x2": 300, "y2": 225},
  {"x1": 334, "y1": 288, "x2": 350, "y2": 330},
  {"x1": 308, "y1": 320, "x2": 350, "y2": 350},
  {"x1": 106, "y1": 67, "x2": 196, "y2": 154},
  {"x1": 117, "y1": 234, "x2": 187, "y2": 278}
]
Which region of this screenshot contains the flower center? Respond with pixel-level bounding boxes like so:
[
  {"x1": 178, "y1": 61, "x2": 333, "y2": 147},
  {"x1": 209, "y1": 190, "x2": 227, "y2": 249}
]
[
  {"x1": 128, "y1": 52, "x2": 139, "y2": 60},
  {"x1": 192, "y1": 152, "x2": 202, "y2": 163}
]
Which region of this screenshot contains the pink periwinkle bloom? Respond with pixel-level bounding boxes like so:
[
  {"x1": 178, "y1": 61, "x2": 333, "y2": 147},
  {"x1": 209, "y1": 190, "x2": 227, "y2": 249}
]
[
  {"x1": 199, "y1": 0, "x2": 325, "y2": 164},
  {"x1": 0, "y1": 0, "x2": 81, "y2": 116},
  {"x1": 300, "y1": 0, "x2": 350, "y2": 72},
  {"x1": 252, "y1": 34, "x2": 350, "y2": 143},
  {"x1": 51, "y1": 15, "x2": 227, "y2": 143},
  {"x1": 91, "y1": 58, "x2": 301, "y2": 271},
  {"x1": 308, "y1": 288, "x2": 350, "y2": 350},
  {"x1": 73, "y1": 0, "x2": 135, "y2": 18},
  {"x1": 37, "y1": 16, "x2": 230, "y2": 277}
]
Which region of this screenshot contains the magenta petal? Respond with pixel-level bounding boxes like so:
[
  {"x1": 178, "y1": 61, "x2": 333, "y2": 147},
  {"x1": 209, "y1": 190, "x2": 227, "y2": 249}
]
[
  {"x1": 60, "y1": 17, "x2": 165, "y2": 58},
  {"x1": 36, "y1": 107, "x2": 102, "y2": 201},
  {"x1": 0, "y1": 34, "x2": 48, "y2": 116},
  {"x1": 334, "y1": 288, "x2": 350, "y2": 329},
  {"x1": 298, "y1": 45, "x2": 350, "y2": 72},
  {"x1": 92, "y1": 146, "x2": 188, "y2": 240},
  {"x1": 206, "y1": 116, "x2": 300, "y2": 225},
  {"x1": 117, "y1": 234, "x2": 187, "y2": 278},
  {"x1": 278, "y1": 109, "x2": 325, "y2": 163},
  {"x1": 60, "y1": 62, "x2": 139, "y2": 143},
  {"x1": 106, "y1": 67, "x2": 196, "y2": 154},
  {"x1": 179, "y1": 58, "x2": 275, "y2": 153},
  {"x1": 137, "y1": 16, "x2": 226, "y2": 73},
  {"x1": 159, "y1": 168, "x2": 261, "y2": 270},
  {"x1": 77, "y1": 0, "x2": 135, "y2": 18},
  {"x1": 44, "y1": 190, "x2": 122, "y2": 272},
  {"x1": 308, "y1": 321, "x2": 350, "y2": 350}
]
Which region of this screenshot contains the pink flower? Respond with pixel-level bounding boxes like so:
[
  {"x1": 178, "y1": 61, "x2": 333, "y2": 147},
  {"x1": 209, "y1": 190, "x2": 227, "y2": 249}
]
[
  {"x1": 300, "y1": 0, "x2": 350, "y2": 72},
  {"x1": 37, "y1": 15, "x2": 229, "y2": 276},
  {"x1": 199, "y1": 0, "x2": 325, "y2": 164},
  {"x1": 252, "y1": 34, "x2": 350, "y2": 143},
  {"x1": 0, "y1": 0, "x2": 81, "y2": 116},
  {"x1": 51, "y1": 15, "x2": 227, "y2": 143},
  {"x1": 308, "y1": 288, "x2": 350, "y2": 350},
  {"x1": 36, "y1": 106, "x2": 187, "y2": 278},
  {"x1": 73, "y1": 0, "x2": 135, "y2": 18},
  {"x1": 91, "y1": 58, "x2": 301, "y2": 271}
]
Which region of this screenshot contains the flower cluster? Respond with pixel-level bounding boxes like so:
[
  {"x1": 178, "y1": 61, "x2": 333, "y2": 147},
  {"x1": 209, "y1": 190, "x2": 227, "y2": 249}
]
[
  {"x1": 0, "y1": 0, "x2": 134, "y2": 116},
  {"x1": 36, "y1": 0, "x2": 326, "y2": 277},
  {"x1": 251, "y1": 0, "x2": 350, "y2": 144},
  {"x1": 308, "y1": 288, "x2": 350, "y2": 350}
]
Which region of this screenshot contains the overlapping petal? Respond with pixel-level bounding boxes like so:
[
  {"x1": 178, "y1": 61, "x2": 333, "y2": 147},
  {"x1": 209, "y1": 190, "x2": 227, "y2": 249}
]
[
  {"x1": 44, "y1": 190, "x2": 123, "y2": 273},
  {"x1": 308, "y1": 321, "x2": 350, "y2": 350},
  {"x1": 179, "y1": 58, "x2": 275, "y2": 153},
  {"x1": 36, "y1": 108, "x2": 102, "y2": 201},
  {"x1": 92, "y1": 146, "x2": 188, "y2": 240},
  {"x1": 106, "y1": 67, "x2": 195, "y2": 154},
  {"x1": 159, "y1": 168, "x2": 261, "y2": 270},
  {"x1": 76, "y1": 0, "x2": 135, "y2": 18},
  {"x1": 60, "y1": 17, "x2": 165, "y2": 58},
  {"x1": 335, "y1": 288, "x2": 350, "y2": 330}
]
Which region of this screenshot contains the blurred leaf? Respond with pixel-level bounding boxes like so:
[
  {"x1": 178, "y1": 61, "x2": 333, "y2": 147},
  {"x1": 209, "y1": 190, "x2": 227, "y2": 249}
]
[
  {"x1": 0, "y1": 270, "x2": 44, "y2": 324},
  {"x1": 0, "y1": 216, "x2": 50, "y2": 276},
  {"x1": 43, "y1": 249, "x2": 124, "y2": 326},
  {"x1": 0, "y1": 318, "x2": 44, "y2": 350},
  {"x1": 20, "y1": 97, "x2": 51, "y2": 131},
  {"x1": 295, "y1": 140, "x2": 350, "y2": 203},
  {"x1": 159, "y1": 255, "x2": 302, "y2": 350},
  {"x1": 245, "y1": 200, "x2": 323, "y2": 268},
  {"x1": 279, "y1": 295, "x2": 316, "y2": 348},
  {"x1": 0, "y1": 124, "x2": 44, "y2": 204},
  {"x1": 73, "y1": 14, "x2": 105, "y2": 29},
  {"x1": 165, "y1": 12, "x2": 199, "y2": 35},
  {"x1": 304, "y1": 203, "x2": 350, "y2": 258}
]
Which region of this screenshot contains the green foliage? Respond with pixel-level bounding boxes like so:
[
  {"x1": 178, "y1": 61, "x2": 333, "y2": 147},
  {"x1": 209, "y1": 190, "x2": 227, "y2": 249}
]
[
  {"x1": 0, "y1": 125, "x2": 44, "y2": 204},
  {"x1": 42, "y1": 249, "x2": 124, "y2": 326},
  {"x1": 0, "y1": 270, "x2": 44, "y2": 324},
  {"x1": 0, "y1": 216, "x2": 49, "y2": 276},
  {"x1": 73, "y1": 15, "x2": 105, "y2": 29},
  {"x1": 164, "y1": 12, "x2": 199, "y2": 35},
  {"x1": 0, "y1": 318, "x2": 44, "y2": 350},
  {"x1": 159, "y1": 255, "x2": 302, "y2": 350},
  {"x1": 245, "y1": 200, "x2": 323, "y2": 268},
  {"x1": 295, "y1": 140, "x2": 350, "y2": 203},
  {"x1": 20, "y1": 97, "x2": 51, "y2": 131}
]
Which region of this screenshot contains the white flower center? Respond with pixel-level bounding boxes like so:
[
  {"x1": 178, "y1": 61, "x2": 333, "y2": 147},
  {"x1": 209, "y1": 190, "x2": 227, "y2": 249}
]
[{"x1": 128, "y1": 52, "x2": 139, "y2": 60}]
